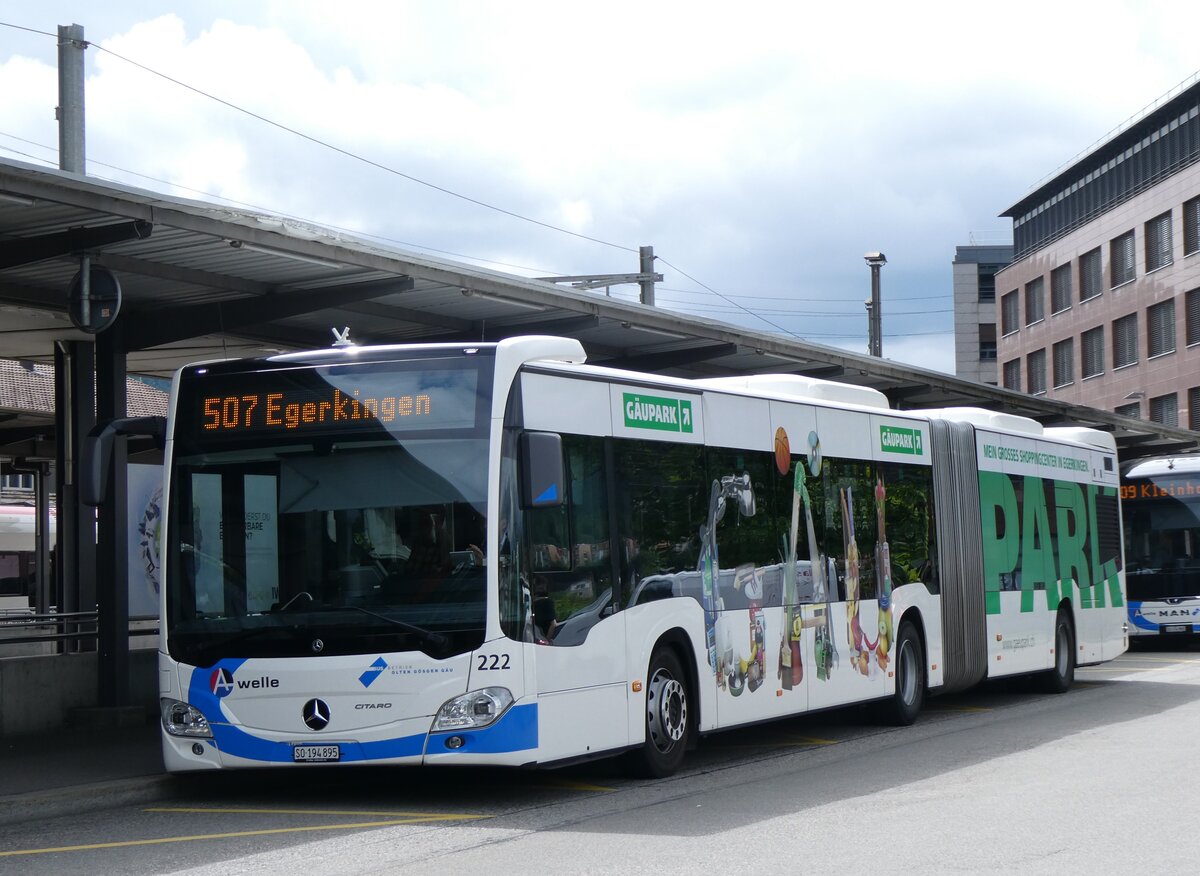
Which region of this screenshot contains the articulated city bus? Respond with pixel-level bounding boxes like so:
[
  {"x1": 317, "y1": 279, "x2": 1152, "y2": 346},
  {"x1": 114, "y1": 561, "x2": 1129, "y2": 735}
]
[
  {"x1": 1121, "y1": 456, "x2": 1200, "y2": 638},
  {"x1": 95, "y1": 336, "x2": 1126, "y2": 776}
]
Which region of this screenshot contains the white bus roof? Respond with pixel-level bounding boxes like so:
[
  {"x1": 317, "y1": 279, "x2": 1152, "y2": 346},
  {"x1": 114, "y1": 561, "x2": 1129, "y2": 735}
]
[
  {"x1": 1124, "y1": 455, "x2": 1200, "y2": 478},
  {"x1": 910, "y1": 407, "x2": 1043, "y2": 436}
]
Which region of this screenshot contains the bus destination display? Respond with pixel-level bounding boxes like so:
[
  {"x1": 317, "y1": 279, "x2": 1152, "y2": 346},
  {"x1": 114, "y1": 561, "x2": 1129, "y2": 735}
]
[
  {"x1": 190, "y1": 367, "x2": 481, "y2": 439},
  {"x1": 1121, "y1": 476, "x2": 1200, "y2": 502}
]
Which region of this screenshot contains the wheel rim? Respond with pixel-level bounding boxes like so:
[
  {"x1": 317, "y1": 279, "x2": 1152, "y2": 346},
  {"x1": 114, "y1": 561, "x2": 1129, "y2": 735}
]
[
  {"x1": 898, "y1": 638, "x2": 917, "y2": 705},
  {"x1": 647, "y1": 667, "x2": 687, "y2": 753}
]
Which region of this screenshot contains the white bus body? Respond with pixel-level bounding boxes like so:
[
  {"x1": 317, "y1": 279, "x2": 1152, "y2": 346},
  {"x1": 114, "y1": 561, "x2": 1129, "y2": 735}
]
[{"x1": 154, "y1": 337, "x2": 1127, "y2": 775}]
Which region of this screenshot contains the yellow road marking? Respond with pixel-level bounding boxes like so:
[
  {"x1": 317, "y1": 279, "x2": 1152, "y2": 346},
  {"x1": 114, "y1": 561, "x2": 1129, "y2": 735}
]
[
  {"x1": 0, "y1": 816, "x2": 482, "y2": 857},
  {"x1": 927, "y1": 706, "x2": 991, "y2": 713},
  {"x1": 1119, "y1": 656, "x2": 1200, "y2": 664},
  {"x1": 722, "y1": 735, "x2": 840, "y2": 749},
  {"x1": 145, "y1": 806, "x2": 487, "y2": 819},
  {"x1": 788, "y1": 735, "x2": 839, "y2": 745},
  {"x1": 533, "y1": 780, "x2": 616, "y2": 792}
]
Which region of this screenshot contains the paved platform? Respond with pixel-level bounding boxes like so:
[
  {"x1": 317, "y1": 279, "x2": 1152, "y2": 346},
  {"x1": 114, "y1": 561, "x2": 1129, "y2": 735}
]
[{"x1": 0, "y1": 713, "x2": 171, "y2": 826}]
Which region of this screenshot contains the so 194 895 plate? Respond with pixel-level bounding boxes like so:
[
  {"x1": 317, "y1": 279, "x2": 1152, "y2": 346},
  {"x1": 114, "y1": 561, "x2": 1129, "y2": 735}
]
[{"x1": 293, "y1": 744, "x2": 341, "y2": 763}]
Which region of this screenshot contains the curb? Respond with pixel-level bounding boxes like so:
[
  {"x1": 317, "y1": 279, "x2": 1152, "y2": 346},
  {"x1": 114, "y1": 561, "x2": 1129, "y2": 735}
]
[{"x1": 0, "y1": 774, "x2": 175, "y2": 827}]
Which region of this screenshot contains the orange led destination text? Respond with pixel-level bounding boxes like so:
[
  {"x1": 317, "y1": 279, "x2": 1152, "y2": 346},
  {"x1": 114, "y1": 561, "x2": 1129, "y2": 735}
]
[{"x1": 202, "y1": 388, "x2": 432, "y2": 431}]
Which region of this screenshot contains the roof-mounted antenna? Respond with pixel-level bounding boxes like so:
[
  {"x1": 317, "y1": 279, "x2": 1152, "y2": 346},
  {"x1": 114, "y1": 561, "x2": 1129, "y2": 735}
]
[{"x1": 331, "y1": 327, "x2": 353, "y2": 347}]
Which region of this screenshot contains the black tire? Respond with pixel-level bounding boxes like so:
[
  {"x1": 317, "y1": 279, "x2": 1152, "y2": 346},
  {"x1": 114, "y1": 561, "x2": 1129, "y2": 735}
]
[
  {"x1": 630, "y1": 646, "x2": 690, "y2": 778},
  {"x1": 884, "y1": 621, "x2": 924, "y2": 726},
  {"x1": 1038, "y1": 609, "x2": 1075, "y2": 694}
]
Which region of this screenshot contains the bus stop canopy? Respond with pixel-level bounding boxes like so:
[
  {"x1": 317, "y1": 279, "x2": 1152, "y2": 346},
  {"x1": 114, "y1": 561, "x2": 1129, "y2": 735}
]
[{"x1": 2, "y1": 155, "x2": 1197, "y2": 463}]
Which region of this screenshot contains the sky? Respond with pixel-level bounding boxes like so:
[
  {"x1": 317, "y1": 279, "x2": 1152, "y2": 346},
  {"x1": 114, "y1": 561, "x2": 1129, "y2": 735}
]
[{"x1": 2, "y1": 1, "x2": 1199, "y2": 374}]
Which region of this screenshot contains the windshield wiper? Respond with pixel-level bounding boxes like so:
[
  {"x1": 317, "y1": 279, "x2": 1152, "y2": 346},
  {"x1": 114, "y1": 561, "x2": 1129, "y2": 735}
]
[{"x1": 318, "y1": 604, "x2": 450, "y2": 650}]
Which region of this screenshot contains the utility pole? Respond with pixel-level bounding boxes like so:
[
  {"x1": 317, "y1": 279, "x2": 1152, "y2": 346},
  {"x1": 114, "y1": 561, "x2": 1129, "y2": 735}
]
[
  {"x1": 639, "y1": 246, "x2": 656, "y2": 306},
  {"x1": 864, "y1": 252, "x2": 886, "y2": 357},
  {"x1": 57, "y1": 23, "x2": 87, "y2": 173}
]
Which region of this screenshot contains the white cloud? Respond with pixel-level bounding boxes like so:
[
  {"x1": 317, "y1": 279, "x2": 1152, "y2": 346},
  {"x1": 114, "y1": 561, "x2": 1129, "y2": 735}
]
[{"x1": 2, "y1": 0, "x2": 1198, "y2": 376}]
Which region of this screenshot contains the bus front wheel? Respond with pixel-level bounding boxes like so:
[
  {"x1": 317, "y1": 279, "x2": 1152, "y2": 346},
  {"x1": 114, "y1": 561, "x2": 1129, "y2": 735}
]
[{"x1": 631, "y1": 646, "x2": 690, "y2": 778}]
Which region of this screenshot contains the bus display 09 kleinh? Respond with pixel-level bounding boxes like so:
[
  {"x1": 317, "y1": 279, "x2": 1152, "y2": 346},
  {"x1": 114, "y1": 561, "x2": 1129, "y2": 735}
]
[{"x1": 92, "y1": 336, "x2": 1127, "y2": 777}]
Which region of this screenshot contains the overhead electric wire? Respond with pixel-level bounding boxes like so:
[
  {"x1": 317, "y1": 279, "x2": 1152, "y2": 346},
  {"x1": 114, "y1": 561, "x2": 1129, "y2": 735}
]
[{"x1": 1, "y1": 19, "x2": 954, "y2": 347}]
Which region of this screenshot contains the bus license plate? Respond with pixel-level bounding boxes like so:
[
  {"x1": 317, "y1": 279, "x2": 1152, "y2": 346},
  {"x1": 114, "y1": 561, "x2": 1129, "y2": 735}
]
[
  {"x1": 1163, "y1": 624, "x2": 1191, "y2": 634},
  {"x1": 293, "y1": 744, "x2": 341, "y2": 763}
]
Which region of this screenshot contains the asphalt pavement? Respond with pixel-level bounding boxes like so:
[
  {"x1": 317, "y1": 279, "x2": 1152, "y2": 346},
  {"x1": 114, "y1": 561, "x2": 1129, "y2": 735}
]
[{"x1": 0, "y1": 709, "x2": 170, "y2": 827}]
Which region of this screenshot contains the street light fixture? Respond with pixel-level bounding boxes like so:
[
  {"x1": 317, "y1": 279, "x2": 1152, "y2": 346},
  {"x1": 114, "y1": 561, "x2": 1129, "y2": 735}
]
[{"x1": 864, "y1": 252, "x2": 887, "y2": 357}]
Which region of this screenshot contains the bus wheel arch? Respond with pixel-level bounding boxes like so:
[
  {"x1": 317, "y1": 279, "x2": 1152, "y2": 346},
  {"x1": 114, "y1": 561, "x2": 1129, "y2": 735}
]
[{"x1": 630, "y1": 630, "x2": 696, "y2": 778}]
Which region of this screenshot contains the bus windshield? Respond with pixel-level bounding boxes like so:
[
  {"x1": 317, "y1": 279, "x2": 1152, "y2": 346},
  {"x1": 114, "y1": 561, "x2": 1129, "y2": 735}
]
[
  {"x1": 165, "y1": 355, "x2": 492, "y2": 666},
  {"x1": 1122, "y1": 473, "x2": 1200, "y2": 601}
]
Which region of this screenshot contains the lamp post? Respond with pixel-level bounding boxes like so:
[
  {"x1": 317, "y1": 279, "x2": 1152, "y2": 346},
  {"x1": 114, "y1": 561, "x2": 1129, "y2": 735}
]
[{"x1": 864, "y1": 252, "x2": 887, "y2": 357}]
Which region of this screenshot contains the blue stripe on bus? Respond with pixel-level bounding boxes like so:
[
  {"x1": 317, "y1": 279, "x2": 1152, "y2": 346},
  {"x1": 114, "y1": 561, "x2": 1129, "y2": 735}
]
[
  {"x1": 1128, "y1": 602, "x2": 1158, "y2": 631},
  {"x1": 426, "y1": 703, "x2": 538, "y2": 755},
  {"x1": 186, "y1": 664, "x2": 537, "y2": 763}
]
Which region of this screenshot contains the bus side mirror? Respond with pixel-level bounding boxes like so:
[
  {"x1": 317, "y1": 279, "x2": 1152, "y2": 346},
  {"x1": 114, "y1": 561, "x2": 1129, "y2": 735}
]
[
  {"x1": 82, "y1": 416, "x2": 166, "y2": 506},
  {"x1": 519, "y1": 431, "x2": 564, "y2": 509}
]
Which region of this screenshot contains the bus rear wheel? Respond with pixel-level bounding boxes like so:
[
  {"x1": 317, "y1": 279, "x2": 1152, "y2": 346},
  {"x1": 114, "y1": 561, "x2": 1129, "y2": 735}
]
[
  {"x1": 631, "y1": 646, "x2": 690, "y2": 778},
  {"x1": 1038, "y1": 609, "x2": 1075, "y2": 694},
  {"x1": 883, "y1": 621, "x2": 924, "y2": 726}
]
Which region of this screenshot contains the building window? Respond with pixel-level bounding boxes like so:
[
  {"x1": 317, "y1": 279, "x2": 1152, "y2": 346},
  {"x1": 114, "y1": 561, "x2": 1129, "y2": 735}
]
[
  {"x1": 1145, "y1": 211, "x2": 1173, "y2": 271},
  {"x1": 1147, "y1": 300, "x2": 1176, "y2": 357},
  {"x1": 1113, "y1": 313, "x2": 1138, "y2": 368},
  {"x1": 1110, "y1": 230, "x2": 1136, "y2": 287},
  {"x1": 1052, "y1": 338, "x2": 1074, "y2": 387},
  {"x1": 1050, "y1": 264, "x2": 1072, "y2": 313},
  {"x1": 977, "y1": 264, "x2": 999, "y2": 302},
  {"x1": 1081, "y1": 326, "x2": 1104, "y2": 378},
  {"x1": 1027, "y1": 349, "x2": 1047, "y2": 395},
  {"x1": 1003, "y1": 359, "x2": 1021, "y2": 391},
  {"x1": 1024, "y1": 277, "x2": 1045, "y2": 325},
  {"x1": 1187, "y1": 288, "x2": 1200, "y2": 346},
  {"x1": 1185, "y1": 196, "x2": 1200, "y2": 256},
  {"x1": 1190, "y1": 387, "x2": 1200, "y2": 431},
  {"x1": 1114, "y1": 402, "x2": 1140, "y2": 419},
  {"x1": 1149, "y1": 393, "x2": 1178, "y2": 426},
  {"x1": 1001, "y1": 290, "x2": 1020, "y2": 335},
  {"x1": 1079, "y1": 248, "x2": 1102, "y2": 301},
  {"x1": 979, "y1": 323, "x2": 997, "y2": 360}
]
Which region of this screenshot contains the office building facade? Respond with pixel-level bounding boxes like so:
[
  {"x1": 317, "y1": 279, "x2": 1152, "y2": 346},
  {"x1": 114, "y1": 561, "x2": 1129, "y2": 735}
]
[
  {"x1": 953, "y1": 244, "x2": 1012, "y2": 384},
  {"x1": 996, "y1": 78, "x2": 1200, "y2": 428}
]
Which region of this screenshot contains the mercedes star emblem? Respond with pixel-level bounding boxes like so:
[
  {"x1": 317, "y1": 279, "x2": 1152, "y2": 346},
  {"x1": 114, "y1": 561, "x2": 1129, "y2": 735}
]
[
  {"x1": 311, "y1": 638, "x2": 325, "y2": 653},
  {"x1": 303, "y1": 698, "x2": 330, "y2": 731}
]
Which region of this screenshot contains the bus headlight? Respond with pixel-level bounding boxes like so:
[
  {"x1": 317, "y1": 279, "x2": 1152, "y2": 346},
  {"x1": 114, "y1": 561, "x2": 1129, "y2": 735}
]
[
  {"x1": 160, "y1": 698, "x2": 213, "y2": 738},
  {"x1": 433, "y1": 687, "x2": 514, "y2": 731}
]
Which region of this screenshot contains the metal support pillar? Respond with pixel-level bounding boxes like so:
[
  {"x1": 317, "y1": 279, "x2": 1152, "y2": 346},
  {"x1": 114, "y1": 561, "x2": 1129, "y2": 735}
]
[
  {"x1": 54, "y1": 340, "x2": 95, "y2": 651},
  {"x1": 95, "y1": 327, "x2": 128, "y2": 706}
]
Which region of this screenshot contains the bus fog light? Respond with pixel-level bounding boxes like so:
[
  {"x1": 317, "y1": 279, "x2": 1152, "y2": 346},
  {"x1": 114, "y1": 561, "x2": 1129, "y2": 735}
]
[
  {"x1": 161, "y1": 698, "x2": 213, "y2": 738},
  {"x1": 433, "y1": 687, "x2": 513, "y2": 731},
  {"x1": 445, "y1": 736, "x2": 464, "y2": 749}
]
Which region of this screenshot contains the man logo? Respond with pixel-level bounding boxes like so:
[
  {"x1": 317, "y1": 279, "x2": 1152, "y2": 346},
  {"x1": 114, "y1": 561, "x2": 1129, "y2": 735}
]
[
  {"x1": 303, "y1": 698, "x2": 331, "y2": 731},
  {"x1": 359, "y1": 657, "x2": 387, "y2": 688},
  {"x1": 210, "y1": 667, "x2": 235, "y2": 698}
]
